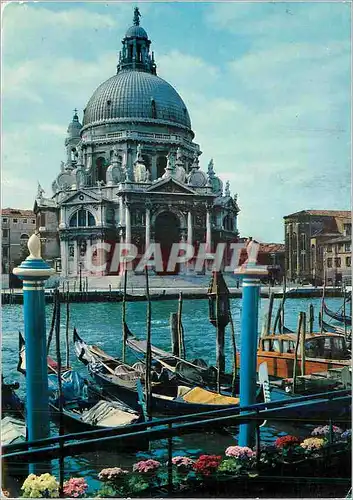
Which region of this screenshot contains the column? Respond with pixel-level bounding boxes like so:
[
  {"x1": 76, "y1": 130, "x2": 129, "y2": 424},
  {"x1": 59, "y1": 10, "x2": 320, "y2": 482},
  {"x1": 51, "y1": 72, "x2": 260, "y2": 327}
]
[
  {"x1": 74, "y1": 240, "x2": 79, "y2": 276},
  {"x1": 206, "y1": 210, "x2": 212, "y2": 252},
  {"x1": 86, "y1": 239, "x2": 91, "y2": 274},
  {"x1": 60, "y1": 240, "x2": 67, "y2": 277},
  {"x1": 187, "y1": 211, "x2": 193, "y2": 246},
  {"x1": 13, "y1": 234, "x2": 55, "y2": 473},
  {"x1": 151, "y1": 154, "x2": 157, "y2": 181},
  {"x1": 287, "y1": 224, "x2": 292, "y2": 281},
  {"x1": 235, "y1": 264, "x2": 267, "y2": 447},
  {"x1": 296, "y1": 222, "x2": 300, "y2": 278},
  {"x1": 125, "y1": 204, "x2": 131, "y2": 245},
  {"x1": 145, "y1": 206, "x2": 151, "y2": 251}
]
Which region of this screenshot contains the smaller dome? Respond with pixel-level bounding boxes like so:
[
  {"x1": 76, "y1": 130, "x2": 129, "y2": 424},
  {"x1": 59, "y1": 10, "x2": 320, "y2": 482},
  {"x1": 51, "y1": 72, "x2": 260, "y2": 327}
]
[
  {"x1": 125, "y1": 25, "x2": 148, "y2": 39},
  {"x1": 67, "y1": 110, "x2": 82, "y2": 139}
]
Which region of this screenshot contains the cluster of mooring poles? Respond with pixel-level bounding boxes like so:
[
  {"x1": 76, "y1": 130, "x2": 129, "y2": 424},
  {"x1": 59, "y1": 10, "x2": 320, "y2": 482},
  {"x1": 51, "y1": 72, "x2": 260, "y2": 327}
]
[{"x1": 14, "y1": 234, "x2": 267, "y2": 475}]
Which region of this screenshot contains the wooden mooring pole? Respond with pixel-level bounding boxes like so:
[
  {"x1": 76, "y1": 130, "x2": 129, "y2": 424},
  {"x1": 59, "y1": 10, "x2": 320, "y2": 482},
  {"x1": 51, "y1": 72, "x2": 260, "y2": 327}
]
[
  {"x1": 177, "y1": 292, "x2": 185, "y2": 358},
  {"x1": 122, "y1": 270, "x2": 127, "y2": 363},
  {"x1": 265, "y1": 292, "x2": 274, "y2": 335},
  {"x1": 308, "y1": 304, "x2": 314, "y2": 334},
  {"x1": 169, "y1": 312, "x2": 180, "y2": 357},
  {"x1": 145, "y1": 268, "x2": 152, "y2": 418},
  {"x1": 292, "y1": 312, "x2": 304, "y2": 394}
]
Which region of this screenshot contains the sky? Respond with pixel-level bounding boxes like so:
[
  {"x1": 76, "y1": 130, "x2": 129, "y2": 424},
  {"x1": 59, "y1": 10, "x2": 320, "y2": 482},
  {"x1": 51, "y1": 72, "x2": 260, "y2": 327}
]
[{"x1": 2, "y1": 1, "x2": 351, "y2": 242}]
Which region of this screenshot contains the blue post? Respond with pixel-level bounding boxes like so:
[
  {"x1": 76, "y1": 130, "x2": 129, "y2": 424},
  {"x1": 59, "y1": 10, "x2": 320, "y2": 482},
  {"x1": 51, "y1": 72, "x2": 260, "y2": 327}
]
[
  {"x1": 235, "y1": 262, "x2": 267, "y2": 448},
  {"x1": 13, "y1": 234, "x2": 55, "y2": 473}
]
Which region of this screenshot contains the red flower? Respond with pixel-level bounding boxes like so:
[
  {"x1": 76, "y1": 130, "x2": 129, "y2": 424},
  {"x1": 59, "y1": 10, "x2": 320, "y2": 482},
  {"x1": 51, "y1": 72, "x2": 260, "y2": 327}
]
[
  {"x1": 275, "y1": 435, "x2": 300, "y2": 449},
  {"x1": 193, "y1": 454, "x2": 222, "y2": 476}
]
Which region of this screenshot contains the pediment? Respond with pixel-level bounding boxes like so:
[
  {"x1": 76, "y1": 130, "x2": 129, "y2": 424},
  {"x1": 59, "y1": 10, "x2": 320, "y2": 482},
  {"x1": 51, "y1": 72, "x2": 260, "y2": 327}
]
[
  {"x1": 61, "y1": 190, "x2": 102, "y2": 205},
  {"x1": 146, "y1": 177, "x2": 196, "y2": 195}
]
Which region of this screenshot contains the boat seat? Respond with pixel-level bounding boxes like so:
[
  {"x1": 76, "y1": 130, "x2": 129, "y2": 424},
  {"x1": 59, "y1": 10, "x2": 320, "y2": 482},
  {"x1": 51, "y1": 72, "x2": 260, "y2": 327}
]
[
  {"x1": 181, "y1": 387, "x2": 240, "y2": 406},
  {"x1": 81, "y1": 400, "x2": 139, "y2": 427}
]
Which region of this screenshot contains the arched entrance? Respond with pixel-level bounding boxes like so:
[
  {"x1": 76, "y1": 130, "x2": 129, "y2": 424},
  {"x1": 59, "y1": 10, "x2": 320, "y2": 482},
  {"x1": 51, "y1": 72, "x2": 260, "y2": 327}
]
[{"x1": 154, "y1": 211, "x2": 180, "y2": 275}]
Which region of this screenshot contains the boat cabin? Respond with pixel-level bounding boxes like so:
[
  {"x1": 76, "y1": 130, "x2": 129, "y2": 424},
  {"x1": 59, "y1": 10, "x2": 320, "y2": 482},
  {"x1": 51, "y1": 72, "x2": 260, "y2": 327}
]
[{"x1": 259, "y1": 333, "x2": 349, "y2": 360}]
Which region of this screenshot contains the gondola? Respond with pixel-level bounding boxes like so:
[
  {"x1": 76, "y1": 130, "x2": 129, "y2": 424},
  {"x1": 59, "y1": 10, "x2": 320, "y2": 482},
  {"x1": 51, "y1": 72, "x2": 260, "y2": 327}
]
[
  {"x1": 125, "y1": 327, "x2": 235, "y2": 390},
  {"x1": 18, "y1": 335, "x2": 148, "y2": 451},
  {"x1": 323, "y1": 302, "x2": 351, "y2": 326},
  {"x1": 74, "y1": 330, "x2": 262, "y2": 416},
  {"x1": 320, "y1": 317, "x2": 346, "y2": 336},
  {"x1": 2, "y1": 378, "x2": 24, "y2": 419}
]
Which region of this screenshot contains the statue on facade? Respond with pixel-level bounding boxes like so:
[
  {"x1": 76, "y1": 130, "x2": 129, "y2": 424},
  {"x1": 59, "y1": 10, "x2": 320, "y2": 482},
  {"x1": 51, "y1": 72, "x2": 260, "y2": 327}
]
[
  {"x1": 225, "y1": 180, "x2": 231, "y2": 197},
  {"x1": 174, "y1": 147, "x2": 186, "y2": 183}
]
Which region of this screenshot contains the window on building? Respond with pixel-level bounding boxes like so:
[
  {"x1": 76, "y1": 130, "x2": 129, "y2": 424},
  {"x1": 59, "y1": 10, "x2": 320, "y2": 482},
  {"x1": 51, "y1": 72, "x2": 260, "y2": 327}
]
[
  {"x1": 327, "y1": 244, "x2": 332, "y2": 253},
  {"x1": 2, "y1": 246, "x2": 8, "y2": 258},
  {"x1": 345, "y1": 243, "x2": 351, "y2": 252},
  {"x1": 300, "y1": 233, "x2": 306, "y2": 251},
  {"x1": 335, "y1": 257, "x2": 341, "y2": 268},
  {"x1": 13, "y1": 218, "x2": 18, "y2": 223},
  {"x1": 23, "y1": 219, "x2": 27, "y2": 224},
  {"x1": 346, "y1": 257, "x2": 351, "y2": 267},
  {"x1": 327, "y1": 258, "x2": 332, "y2": 268},
  {"x1": 2, "y1": 229, "x2": 8, "y2": 238},
  {"x1": 2, "y1": 218, "x2": 7, "y2": 223},
  {"x1": 40, "y1": 213, "x2": 46, "y2": 227},
  {"x1": 344, "y1": 223, "x2": 351, "y2": 235},
  {"x1": 69, "y1": 209, "x2": 95, "y2": 228},
  {"x1": 223, "y1": 215, "x2": 234, "y2": 231}
]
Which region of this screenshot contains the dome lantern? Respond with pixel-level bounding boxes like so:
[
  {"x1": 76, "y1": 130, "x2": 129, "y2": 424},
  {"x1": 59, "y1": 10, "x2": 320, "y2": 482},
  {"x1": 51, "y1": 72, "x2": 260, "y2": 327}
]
[{"x1": 117, "y1": 7, "x2": 156, "y2": 75}]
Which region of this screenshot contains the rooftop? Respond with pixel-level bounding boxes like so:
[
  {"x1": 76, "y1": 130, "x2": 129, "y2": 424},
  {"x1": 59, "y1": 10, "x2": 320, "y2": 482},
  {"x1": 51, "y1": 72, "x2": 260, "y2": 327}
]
[
  {"x1": 259, "y1": 243, "x2": 285, "y2": 253},
  {"x1": 284, "y1": 210, "x2": 351, "y2": 219},
  {"x1": 322, "y1": 235, "x2": 352, "y2": 245},
  {"x1": 1, "y1": 208, "x2": 35, "y2": 216}
]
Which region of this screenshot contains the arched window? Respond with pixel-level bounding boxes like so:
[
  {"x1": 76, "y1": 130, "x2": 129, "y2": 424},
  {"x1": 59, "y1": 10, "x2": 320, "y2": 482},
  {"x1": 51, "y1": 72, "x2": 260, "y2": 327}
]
[
  {"x1": 69, "y1": 209, "x2": 95, "y2": 228},
  {"x1": 96, "y1": 157, "x2": 107, "y2": 183},
  {"x1": 20, "y1": 233, "x2": 29, "y2": 241}
]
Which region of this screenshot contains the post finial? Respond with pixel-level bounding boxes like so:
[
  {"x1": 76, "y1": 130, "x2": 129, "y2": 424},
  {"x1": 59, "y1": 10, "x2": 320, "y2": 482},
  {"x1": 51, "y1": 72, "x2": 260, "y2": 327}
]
[{"x1": 28, "y1": 233, "x2": 42, "y2": 260}]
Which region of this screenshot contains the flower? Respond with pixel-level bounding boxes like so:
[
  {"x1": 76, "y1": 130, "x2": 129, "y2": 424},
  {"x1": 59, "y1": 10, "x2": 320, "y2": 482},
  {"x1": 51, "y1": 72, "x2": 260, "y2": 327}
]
[
  {"x1": 300, "y1": 437, "x2": 325, "y2": 451},
  {"x1": 171, "y1": 456, "x2": 195, "y2": 469},
  {"x1": 340, "y1": 429, "x2": 352, "y2": 441},
  {"x1": 98, "y1": 467, "x2": 128, "y2": 483},
  {"x1": 275, "y1": 435, "x2": 300, "y2": 449},
  {"x1": 193, "y1": 455, "x2": 222, "y2": 476},
  {"x1": 21, "y1": 473, "x2": 59, "y2": 498},
  {"x1": 63, "y1": 478, "x2": 88, "y2": 498},
  {"x1": 132, "y1": 459, "x2": 161, "y2": 475},
  {"x1": 225, "y1": 446, "x2": 255, "y2": 460},
  {"x1": 311, "y1": 425, "x2": 343, "y2": 438}
]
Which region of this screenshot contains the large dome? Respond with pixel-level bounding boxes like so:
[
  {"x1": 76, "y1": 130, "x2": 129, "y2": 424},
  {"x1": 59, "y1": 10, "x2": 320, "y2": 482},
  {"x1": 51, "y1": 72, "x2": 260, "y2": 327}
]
[{"x1": 82, "y1": 70, "x2": 192, "y2": 130}]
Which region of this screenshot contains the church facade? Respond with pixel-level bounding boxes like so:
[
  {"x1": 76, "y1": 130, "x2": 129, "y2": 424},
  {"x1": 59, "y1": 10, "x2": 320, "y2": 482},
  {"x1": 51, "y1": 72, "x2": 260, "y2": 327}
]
[{"x1": 35, "y1": 9, "x2": 239, "y2": 276}]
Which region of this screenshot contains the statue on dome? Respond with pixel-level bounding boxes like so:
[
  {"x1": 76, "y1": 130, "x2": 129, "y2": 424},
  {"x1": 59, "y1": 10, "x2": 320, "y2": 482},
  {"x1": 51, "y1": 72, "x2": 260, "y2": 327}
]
[
  {"x1": 36, "y1": 182, "x2": 45, "y2": 200},
  {"x1": 133, "y1": 7, "x2": 141, "y2": 26},
  {"x1": 225, "y1": 180, "x2": 231, "y2": 197}
]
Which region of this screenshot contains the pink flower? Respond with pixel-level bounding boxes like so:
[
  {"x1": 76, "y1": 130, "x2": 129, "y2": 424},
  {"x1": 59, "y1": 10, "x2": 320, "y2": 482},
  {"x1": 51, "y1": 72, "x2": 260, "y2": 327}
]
[
  {"x1": 225, "y1": 446, "x2": 255, "y2": 460},
  {"x1": 171, "y1": 456, "x2": 195, "y2": 469},
  {"x1": 63, "y1": 478, "x2": 88, "y2": 498},
  {"x1": 133, "y1": 459, "x2": 161, "y2": 475}
]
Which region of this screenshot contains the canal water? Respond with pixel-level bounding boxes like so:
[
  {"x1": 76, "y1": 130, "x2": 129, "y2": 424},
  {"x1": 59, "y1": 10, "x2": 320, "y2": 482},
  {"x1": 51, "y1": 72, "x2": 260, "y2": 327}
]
[{"x1": 2, "y1": 296, "x2": 345, "y2": 492}]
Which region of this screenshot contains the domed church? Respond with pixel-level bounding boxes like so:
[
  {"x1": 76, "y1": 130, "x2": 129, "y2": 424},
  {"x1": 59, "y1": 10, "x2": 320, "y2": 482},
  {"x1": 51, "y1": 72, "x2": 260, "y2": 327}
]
[{"x1": 35, "y1": 8, "x2": 239, "y2": 276}]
